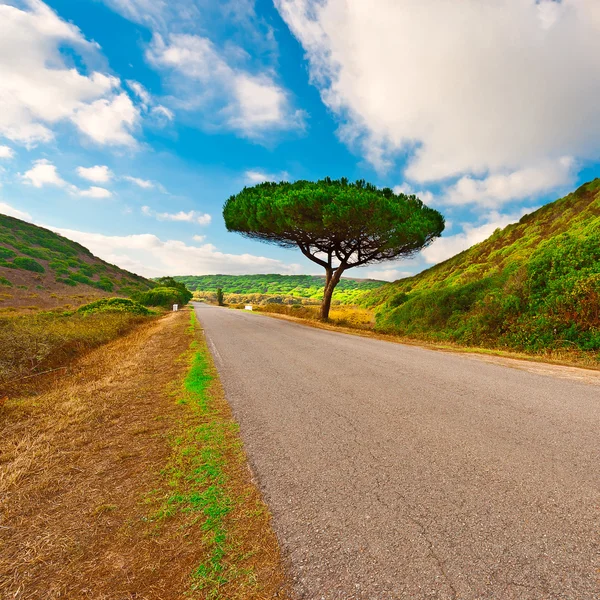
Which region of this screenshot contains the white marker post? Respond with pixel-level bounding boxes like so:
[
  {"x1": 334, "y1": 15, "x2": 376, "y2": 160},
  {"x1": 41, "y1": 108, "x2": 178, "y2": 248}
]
[
  {"x1": 244, "y1": 305, "x2": 253, "y2": 311},
  {"x1": 173, "y1": 304, "x2": 179, "y2": 311}
]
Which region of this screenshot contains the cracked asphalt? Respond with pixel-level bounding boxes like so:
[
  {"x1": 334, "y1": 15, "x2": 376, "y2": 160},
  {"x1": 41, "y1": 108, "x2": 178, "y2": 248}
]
[{"x1": 194, "y1": 303, "x2": 600, "y2": 600}]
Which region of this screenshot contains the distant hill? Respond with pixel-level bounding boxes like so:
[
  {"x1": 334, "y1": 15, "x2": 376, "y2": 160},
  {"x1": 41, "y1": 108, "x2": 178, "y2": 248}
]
[
  {"x1": 173, "y1": 274, "x2": 385, "y2": 305},
  {"x1": 0, "y1": 214, "x2": 153, "y2": 311},
  {"x1": 363, "y1": 179, "x2": 600, "y2": 354}
]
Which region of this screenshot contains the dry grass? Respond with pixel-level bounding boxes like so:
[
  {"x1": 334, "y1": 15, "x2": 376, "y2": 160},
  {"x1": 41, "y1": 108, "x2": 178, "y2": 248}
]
[
  {"x1": 0, "y1": 309, "x2": 288, "y2": 599},
  {"x1": 0, "y1": 310, "x2": 150, "y2": 394},
  {"x1": 253, "y1": 302, "x2": 375, "y2": 329}
]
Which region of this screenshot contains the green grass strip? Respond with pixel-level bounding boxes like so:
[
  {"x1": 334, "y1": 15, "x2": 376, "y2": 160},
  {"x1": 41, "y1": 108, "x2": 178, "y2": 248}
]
[{"x1": 155, "y1": 310, "x2": 238, "y2": 597}]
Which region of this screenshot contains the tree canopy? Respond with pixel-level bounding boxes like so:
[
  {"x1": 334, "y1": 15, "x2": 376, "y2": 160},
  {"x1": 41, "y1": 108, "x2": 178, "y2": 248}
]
[{"x1": 223, "y1": 178, "x2": 444, "y2": 319}]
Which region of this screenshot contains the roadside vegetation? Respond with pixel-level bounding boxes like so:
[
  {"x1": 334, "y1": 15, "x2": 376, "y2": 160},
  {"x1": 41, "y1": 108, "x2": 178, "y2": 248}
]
[
  {"x1": 362, "y1": 179, "x2": 600, "y2": 359},
  {"x1": 135, "y1": 276, "x2": 193, "y2": 308},
  {"x1": 0, "y1": 298, "x2": 155, "y2": 395},
  {"x1": 0, "y1": 267, "x2": 195, "y2": 394}
]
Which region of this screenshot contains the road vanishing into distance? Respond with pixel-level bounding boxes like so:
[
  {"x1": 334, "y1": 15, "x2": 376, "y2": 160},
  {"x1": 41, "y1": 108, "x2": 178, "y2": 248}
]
[{"x1": 194, "y1": 303, "x2": 600, "y2": 600}]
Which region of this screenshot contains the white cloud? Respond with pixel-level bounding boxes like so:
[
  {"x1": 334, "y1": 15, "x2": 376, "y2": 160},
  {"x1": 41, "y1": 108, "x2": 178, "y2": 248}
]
[
  {"x1": 0, "y1": 146, "x2": 14, "y2": 159},
  {"x1": 421, "y1": 207, "x2": 536, "y2": 265},
  {"x1": 147, "y1": 33, "x2": 304, "y2": 138},
  {"x1": 443, "y1": 158, "x2": 576, "y2": 208},
  {"x1": 244, "y1": 169, "x2": 289, "y2": 184},
  {"x1": 126, "y1": 80, "x2": 152, "y2": 106},
  {"x1": 364, "y1": 268, "x2": 414, "y2": 282},
  {"x1": 192, "y1": 234, "x2": 206, "y2": 242},
  {"x1": 124, "y1": 175, "x2": 155, "y2": 189},
  {"x1": 127, "y1": 79, "x2": 174, "y2": 125},
  {"x1": 72, "y1": 93, "x2": 140, "y2": 147},
  {"x1": 21, "y1": 160, "x2": 113, "y2": 197},
  {"x1": 103, "y1": 0, "x2": 276, "y2": 55},
  {"x1": 102, "y1": 0, "x2": 171, "y2": 29},
  {"x1": 76, "y1": 165, "x2": 113, "y2": 183},
  {"x1": 276, "y1": 0, "x2": 600, "y2": 189},
  {"x1": 142, "y1": 205, "x2": 212, "y2": 225},
  {"x1": 22, "y1": 159, "x2": 67, "y2": 188},
  {"x1": 78, "y1": 186, "x2": 113, "y2": 199},
  {"x1": 151, "y1": 105, "x2": 174, "y2": 122},
  {"x1": 50, "y1": 226, "x2": 303, "y2": 277},
  {"x1": 0, "y1": 201, "x2": 32, "y2": 221},
  {"x1": 0, "y1": 1, "x2": 140, "y2": 147}
]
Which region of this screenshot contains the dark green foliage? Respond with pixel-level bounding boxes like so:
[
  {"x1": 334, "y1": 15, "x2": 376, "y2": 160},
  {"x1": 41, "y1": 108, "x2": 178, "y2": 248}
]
[
  {"x1": 223, "y1": 178, "x2": 444, "y2": 319},
  {"x1": 224, "y1": 178, "x2": 444, "y2": 262},
  {"x1": 76, "y1": 297, "x2": 152, "y2": 316},
  {"x1": 95, "y1": 277, "x2": 114, "y2": 292},
  {"x1": 216, "y1": 287, "x2": 224, "y2": 306},
  {"x1": 0, "y1": 277, "x2": 11, "y2": 286},
  {"x1": 365, "y1": 179, "x2": 600, "y2": 353},
  {"x1": 134, "y1": 286, "x2": 192, "y2": 309},
  {"x1": 12, "y1": 256, "x2": 45, "y2": 273},
  {"x1": 174, "y1": 274, "x2": 385, "y2": 304},
  {"x1": 0, "y1": 247, "x2": 16, "y2": 260},
  {"x1": 68, "y1": 272, "x2": 93, "y2": 286},
  {"x1": 154, "y1": 276, "x2": 193, "y2": 304}
]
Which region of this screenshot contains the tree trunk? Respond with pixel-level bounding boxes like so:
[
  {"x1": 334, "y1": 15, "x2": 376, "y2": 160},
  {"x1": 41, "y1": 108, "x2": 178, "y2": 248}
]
[{"x1": 320, "y1": 267, "x2": 343, "y2": 320}]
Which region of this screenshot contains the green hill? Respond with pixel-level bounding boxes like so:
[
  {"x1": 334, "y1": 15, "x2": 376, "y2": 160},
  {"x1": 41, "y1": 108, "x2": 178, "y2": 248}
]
[
  {"x1": 363, "y1": 179, "x2": 600, "y2": 354},
  {"x1": 0, "y1": 213, "x2": 153, "y2": 311},
  {"x1": 174, "y1": 274, "x2": 385, "y2": 305}
]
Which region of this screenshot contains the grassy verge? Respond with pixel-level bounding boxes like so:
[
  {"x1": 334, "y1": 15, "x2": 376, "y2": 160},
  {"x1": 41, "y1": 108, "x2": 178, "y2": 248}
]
[
  {"x1": 0, "y1": 309, "x2": 153, "y2": 394},
  {"x1": 149, "y1": 310, "x2": 288, "y2": 599}
]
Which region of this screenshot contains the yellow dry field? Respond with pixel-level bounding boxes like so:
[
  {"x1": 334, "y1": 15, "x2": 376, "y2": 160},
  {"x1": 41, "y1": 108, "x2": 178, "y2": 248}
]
[{"x1": 0, "y1": 310, "x2": 287, "y2": 599}]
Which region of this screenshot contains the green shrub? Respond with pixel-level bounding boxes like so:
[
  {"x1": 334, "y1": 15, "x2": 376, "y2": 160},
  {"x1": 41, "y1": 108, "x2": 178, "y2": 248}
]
[
  {"x1": 0, "y1": 247, "x2": 16, "y2": 260},
  {"x1": 93, "y1": 277, "x2": 115, "y2": 292},
  {"x1": 77, "y1": 297, "x2": 152, "y2": 316},
  {"x1": 68, "y1": 272, "x2": 93, "y2": 286},
  {"x1": 79, "y1": 265, "x2": 94, "y2": 278},
  {"x1": 0, "y1": 277, "x2": 11, "y2": 287},
  {"x1": 134, "y1": 286, "x2": 189, "y2": 309},
  {"x1": 12, "y1": 257, "x2": 45, "y2": 273},
  {"x1": 154, "y1": 277, "x2": 193, "y2": 304}
]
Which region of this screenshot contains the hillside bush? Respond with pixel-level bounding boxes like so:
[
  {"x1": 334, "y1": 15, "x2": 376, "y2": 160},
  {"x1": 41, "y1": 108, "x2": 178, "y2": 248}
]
[
  {"x1": 76, "y1": 297, "x2": 152, "y2": 316},
  {"x1": 134, "y1": 286, "x2": 191, "y2": 309},
  {"x1": 12, "y1": 257, "x2": 45, "y2": 273}
]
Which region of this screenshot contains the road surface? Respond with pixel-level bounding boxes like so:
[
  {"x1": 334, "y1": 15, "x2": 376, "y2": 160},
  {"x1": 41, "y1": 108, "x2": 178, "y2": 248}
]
[{"x1": 194, "y1": 303, "x2": 600, "y2": 600}]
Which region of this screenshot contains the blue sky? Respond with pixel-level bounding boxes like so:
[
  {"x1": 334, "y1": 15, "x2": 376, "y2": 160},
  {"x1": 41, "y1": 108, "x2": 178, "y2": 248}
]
[{"x1": 0, "y1": 0, "x2": 599, "y2": 280}]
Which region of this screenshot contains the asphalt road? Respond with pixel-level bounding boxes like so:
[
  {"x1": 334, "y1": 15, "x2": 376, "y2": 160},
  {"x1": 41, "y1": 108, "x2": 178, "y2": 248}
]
[{"x1": 194, "y1": 303, "x2": 600, "y2": 600}]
